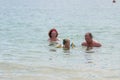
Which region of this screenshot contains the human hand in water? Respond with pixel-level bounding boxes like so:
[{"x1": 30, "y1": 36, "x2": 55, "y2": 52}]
[
  {"x1": 86, "y1": 46, "x2": 93, "y2": 51},
  {"x1": 86, "y1": 43, "x2": 93, "y2": 50}
]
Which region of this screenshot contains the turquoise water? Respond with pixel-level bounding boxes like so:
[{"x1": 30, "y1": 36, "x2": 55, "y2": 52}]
[{"x1": 0, "y1": 0, "x2": 120, "y2": 80}]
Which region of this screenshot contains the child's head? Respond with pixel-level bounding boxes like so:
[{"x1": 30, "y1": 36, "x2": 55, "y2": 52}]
[{"x1": 63, "y1": 39, "x2": 70, "y2": 50}]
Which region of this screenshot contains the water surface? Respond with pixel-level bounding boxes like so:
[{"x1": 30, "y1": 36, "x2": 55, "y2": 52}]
[{"x1": 0, "y1": 0, "x2": 120, "y2": 80}]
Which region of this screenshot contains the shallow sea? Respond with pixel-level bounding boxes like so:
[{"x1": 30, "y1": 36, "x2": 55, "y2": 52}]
[{"x1": 0, "y1": 0, "x2": 120, "y2": 80}]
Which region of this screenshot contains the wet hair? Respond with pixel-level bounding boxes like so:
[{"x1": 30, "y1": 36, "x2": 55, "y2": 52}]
[
  {"x1": 89, "y1": 33, "x2": 93, "y2": 38},
  {"x1": 63, "y1": 39, "x2": 66, "y2": 45},
  {"x1": 48, "y1": 28, "x2": 58, "y2": 38},
  {"x1": 86, "y1": 32, "x2": 93, "y2": 38}
]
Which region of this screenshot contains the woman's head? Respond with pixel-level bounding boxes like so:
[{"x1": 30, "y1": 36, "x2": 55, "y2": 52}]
[{"x1": 48, "y1": 28, "x2": 58, "y2": 38}]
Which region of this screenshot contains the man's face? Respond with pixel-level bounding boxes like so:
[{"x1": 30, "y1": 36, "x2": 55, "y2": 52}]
[{"x1": 85, "y1": 34, "x2": 92, "y2": 43}]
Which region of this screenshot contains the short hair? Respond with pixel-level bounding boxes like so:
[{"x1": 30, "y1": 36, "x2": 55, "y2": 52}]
[
  {"x1": 63, "y1": 39, "x2": 66, "y2": 45},
  {"x1": 85, "y1": 32, "x2": 93, "y2": 38},
  {"x1": 63, "y1": 39, "x2": 70, "y2": 45},
  {"x1": 48, "y1": 28, "x2": 58, "y2": 38},
  {"x1": 89, "y1": 33, "x2": 93, "y2": 38}
]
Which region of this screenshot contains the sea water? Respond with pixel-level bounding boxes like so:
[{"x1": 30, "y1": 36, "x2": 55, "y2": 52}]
[{"x1": 0, "y1": 0, "x2": 120, "y2": 80}]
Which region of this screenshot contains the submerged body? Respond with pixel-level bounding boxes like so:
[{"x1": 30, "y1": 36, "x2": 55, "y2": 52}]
[
  {"x1": 48, "y1": 28, "x2": 62, "y2": 47},
  {"x1": 81, "y1": 32, "x2": 101, "y2": 50}
]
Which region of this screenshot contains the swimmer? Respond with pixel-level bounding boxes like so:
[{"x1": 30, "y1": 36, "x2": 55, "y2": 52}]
[
  {"x1": 81, "y1": 32, "x2": 102, "y2": 50},
  {"x1": 48, "y1": 28, "x2": 61, "y2": 47},
  {"x1": 63, "y1": 39, "x2": 70, "y2": 50},
  {"x1": 48, "y1": 28, "x2": 59, "y2": 42}
]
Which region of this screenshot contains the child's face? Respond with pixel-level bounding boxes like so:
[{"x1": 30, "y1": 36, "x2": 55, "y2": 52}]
[
  {"x1": 65, "y1": 40, "x2": 70, "y2": 47},
  {"x1": 63, "y1": 39, "x2": 70, "y2": 50}
]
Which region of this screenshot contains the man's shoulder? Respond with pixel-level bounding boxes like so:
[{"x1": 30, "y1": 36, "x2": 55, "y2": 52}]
[
  {"x1": 81, "y1": 42, "x2": 87, "y2": 46},
  {"x1": 93, "y1": 40, "x2": 102, "y2": 47}
]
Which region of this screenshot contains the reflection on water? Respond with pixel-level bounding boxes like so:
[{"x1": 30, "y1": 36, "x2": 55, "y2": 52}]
[
  {"x1": 85, "y1": 53, "x2": 93, "y2": 63},
  {"x1": 63, "y1": 49, "x2": 70, "y2": 55},
  {"x1": 49, "y1": 49, "x2": 57, "y2": 52}
]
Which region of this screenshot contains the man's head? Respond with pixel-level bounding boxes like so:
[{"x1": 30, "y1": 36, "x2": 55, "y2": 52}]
[{"x1": 85, "y1": 32, "x2": 93, "y2": 43}]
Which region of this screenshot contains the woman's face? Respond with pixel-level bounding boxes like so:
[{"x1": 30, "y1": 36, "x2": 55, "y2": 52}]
[{"x1": 51, "y1": 31, "x2": 57, "y2": 38}]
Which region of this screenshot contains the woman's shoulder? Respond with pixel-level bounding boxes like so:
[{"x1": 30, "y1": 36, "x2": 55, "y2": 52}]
[{"x1": 48, "y1": 38, "x2": 61, "y2": 46}]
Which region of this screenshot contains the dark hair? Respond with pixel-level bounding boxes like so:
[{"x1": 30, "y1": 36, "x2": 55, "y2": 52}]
[
  {"x1": 85, "y1": 32, "x2": 93, "y2": 38},
  {"x1": 63, "y1": 39, "x2": 66, "y2": 45},
  {"x1": 48, "y1": 28, "x2": 58, "y2": 38},
  {"x1": 89, "y1": 33, "x2": 93, "y2": 38}
]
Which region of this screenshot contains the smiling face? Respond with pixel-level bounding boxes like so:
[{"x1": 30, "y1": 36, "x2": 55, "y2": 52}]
[
  {"x1": 85, "y1": 33, "x2": 93, "y2": 43},
  {"x1": 48, "y1": 29, "x2": 58, "y2": 38},
  {"x1": 51, "y1": 31, "x2": 57, "y2": 38}
]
